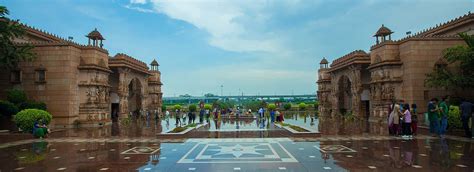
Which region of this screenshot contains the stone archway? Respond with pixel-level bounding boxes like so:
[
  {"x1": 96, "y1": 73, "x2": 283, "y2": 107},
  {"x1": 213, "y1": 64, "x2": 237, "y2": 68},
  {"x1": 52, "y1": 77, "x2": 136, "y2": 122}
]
[
  {"x1": 337, "y1": 75, "x2": 352, "y2": 115},
  {"x1": 128, "y1": 78, "x2": 142, "y2": 115}
]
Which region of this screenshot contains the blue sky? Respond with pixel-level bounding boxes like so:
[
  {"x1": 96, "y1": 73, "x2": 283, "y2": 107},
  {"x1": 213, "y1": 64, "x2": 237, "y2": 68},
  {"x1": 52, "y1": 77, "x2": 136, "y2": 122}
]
[{"x1": 3, "y1": 0, "x2": 473, "y2": 97}]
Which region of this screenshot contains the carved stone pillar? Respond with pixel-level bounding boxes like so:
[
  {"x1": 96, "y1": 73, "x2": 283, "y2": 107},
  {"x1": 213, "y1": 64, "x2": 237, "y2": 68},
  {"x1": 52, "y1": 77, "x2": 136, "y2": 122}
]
[{"x1": 117, "y1": 68, "x2": 130, "y2": 118}]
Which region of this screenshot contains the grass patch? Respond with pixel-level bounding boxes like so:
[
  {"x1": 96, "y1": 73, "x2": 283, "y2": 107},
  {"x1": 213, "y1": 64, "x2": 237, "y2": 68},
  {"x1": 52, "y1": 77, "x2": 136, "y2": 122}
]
[
  {"x1": 278, "y1": 122, "x2": 309, "y2": 132},
  {"x1": 169, "y1": 123, "x2": 198, "y2": 133},
  {"x1": 289, "y1": 125, "x2": 308, "y2": 132}
]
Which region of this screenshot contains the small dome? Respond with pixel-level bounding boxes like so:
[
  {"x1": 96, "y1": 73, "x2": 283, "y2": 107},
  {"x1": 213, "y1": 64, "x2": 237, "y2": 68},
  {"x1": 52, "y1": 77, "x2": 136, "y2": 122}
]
[
  {"x1": 86, "y1": 28, "x2": 105, "y2": 40},
  {"x1": 320, "y1": 58, "x2": 328, "y2": 64},
  {"x1": 151, "y1": 59, "x2": 159, "y2": 66},
  {"x1": 374, "y1": 24, "x2": 393, "y2": 37}
]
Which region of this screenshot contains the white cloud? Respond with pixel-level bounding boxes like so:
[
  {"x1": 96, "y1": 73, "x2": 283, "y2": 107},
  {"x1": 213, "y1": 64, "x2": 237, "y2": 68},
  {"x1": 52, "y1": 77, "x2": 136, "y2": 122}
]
[
  {"x1": 127, "y1": 0, "x2": 289, "y2": 54},
  {"x1": 130, "y1": 0, "x2": 147, "y2": 4}
]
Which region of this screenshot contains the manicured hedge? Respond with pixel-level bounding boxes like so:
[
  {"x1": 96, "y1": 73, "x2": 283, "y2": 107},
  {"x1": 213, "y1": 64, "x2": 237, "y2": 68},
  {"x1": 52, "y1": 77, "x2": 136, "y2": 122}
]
[
  {"x1": 0, "y1": 100, "x2": 19, "y2": 116},
  {"x1": 267, "y1": 104, "x2": 276, "y2": 110},
  {"x1": 283, "y1": 103, "x2": 292, "y2": 110},
  {"x1": 448, "y1": 106, "x2": 462, "y2": 129},
  {"x1": 204, "y1": 104, "x2": 212, "y2": 110},
  {"x1": 13, "y1": 109, "x2": 52, "y2": 133}
]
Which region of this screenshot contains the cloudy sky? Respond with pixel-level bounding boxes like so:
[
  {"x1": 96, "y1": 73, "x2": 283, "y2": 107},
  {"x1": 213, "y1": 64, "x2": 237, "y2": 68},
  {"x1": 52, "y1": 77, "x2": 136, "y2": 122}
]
[{"x1": 4, "y1": 0, "x2": 473, "y2": 97}]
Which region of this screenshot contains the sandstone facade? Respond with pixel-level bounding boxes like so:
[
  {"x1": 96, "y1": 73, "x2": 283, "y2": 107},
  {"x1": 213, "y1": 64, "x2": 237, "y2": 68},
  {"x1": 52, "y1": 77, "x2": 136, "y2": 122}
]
[
  {"x1": 318, "y1": 12, "x2": 474, "y2": 122},
  {"x1": 0, "y1": 24, "x2": 163, "y2": 128}
]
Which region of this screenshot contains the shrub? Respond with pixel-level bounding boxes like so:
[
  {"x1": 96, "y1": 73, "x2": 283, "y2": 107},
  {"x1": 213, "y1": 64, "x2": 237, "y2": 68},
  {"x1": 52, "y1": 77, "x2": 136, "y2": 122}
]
[
  {"x1": 267, "y1": 104, "x2": 276, "y2": 111},
  {"x1": 314, "y1": 101, "x2": 319, "y2": 110},
  {"x1": 161, "y1": 106, "x2": 167, "y2": 112},
  {"x1": 204, "y1": 104, "x2": 212, "y2": 110},
  {"x1": 6, "y1": 88, "x2": 27, "y2": 105},
  {"x1": 13, "y1": 109, "x2": 52, "y2": 133},
  {"x1": 188, "y1": 104, "x2": 197, "y2": 112},
  {"x1": 298, "y1": 103, "x2": 307, "y2": 111},
  {"x1": 19, "y1": 101, "x2": 47, "y2": 111},
  {"x1": 283, "y1": 103, "x2": 292, "y2": 110},
  {"x1": 448, "y1": 106, "x2": 462, "y2": 129},
  {"x1": 173, "y1": 104, "x2": 182, "y2": 111},
  {"x1": 0, "y1": 100, "x2": 19, "y2": 116}
]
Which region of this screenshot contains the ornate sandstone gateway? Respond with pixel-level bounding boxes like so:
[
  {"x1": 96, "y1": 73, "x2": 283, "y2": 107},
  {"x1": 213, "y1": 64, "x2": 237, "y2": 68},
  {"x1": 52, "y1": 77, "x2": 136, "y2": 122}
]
[
  {"x1": 317, "y1": 12, "x2": 474, "y2": 123},
  {"x1": 0, "y1": 23, "x2": 163, "y2": 128}
]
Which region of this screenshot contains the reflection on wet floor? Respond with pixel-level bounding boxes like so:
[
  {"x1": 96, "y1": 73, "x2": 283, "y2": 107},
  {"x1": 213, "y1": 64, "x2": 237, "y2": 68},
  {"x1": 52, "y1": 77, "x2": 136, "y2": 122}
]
[
  {"x1": 0, "y1": 137, "x2": 472, "y2": 172},
  {"x1": 1, "y1": 115, "x2": 473, "y2": 172}
]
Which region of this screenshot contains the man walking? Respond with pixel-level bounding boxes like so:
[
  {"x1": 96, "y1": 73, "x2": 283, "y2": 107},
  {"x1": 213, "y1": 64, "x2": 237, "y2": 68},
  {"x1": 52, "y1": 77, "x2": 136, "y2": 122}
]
[
  {"x1": 439, "y1": 96, "x2": 449, "y2": 138},
  {"x1": 460, "y1": 98, "x2": 473, "y2": 138},
  {"x1": 428, "y1": 98, "x2": 439, "y2": 137}
]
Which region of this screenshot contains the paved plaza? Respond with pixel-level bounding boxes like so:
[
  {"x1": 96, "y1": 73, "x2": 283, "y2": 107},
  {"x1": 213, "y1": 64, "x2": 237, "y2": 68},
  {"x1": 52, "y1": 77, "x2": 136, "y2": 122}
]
[{"x1": 0, "y1": 118, "x2": 473, "y2": 172}]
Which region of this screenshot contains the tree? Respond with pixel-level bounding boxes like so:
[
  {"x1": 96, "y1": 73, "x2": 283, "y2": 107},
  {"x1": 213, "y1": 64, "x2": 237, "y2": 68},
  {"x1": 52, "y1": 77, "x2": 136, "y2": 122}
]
[
  {"x1": 425, "y1": 33, "x2": 474, "y2": 89},
  {"x1": 204, "y1": 93, "x2": 216, "y2": 97},
  {"x1": 298, "y1": 103, "x2": 307, "y2": 111},
  {"x1": 283, "y1": 103, "x2": 292, "y2": 110},
  {"x1": 188, "y1": 104, "x2": 197, "y2": 112},
  {"x1": 0, "y1": 6, "x2": 35, "y2": 69}
]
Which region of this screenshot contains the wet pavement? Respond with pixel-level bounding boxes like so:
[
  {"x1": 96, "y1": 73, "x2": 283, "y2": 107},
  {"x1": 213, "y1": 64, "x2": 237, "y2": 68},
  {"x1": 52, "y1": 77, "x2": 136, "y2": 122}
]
[{"x1": 0, "y1": 115, "x2": 473, "y2": 172}]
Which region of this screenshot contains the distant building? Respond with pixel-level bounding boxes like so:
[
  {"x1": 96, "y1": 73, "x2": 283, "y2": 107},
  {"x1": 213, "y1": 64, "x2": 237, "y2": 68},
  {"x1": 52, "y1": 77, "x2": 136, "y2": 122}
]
[
  {"x1": 317, "y1": 12, "x2": 474, "y2": 122},
  {"x1": 0, "y1": 24, "x2": 163, "y2": 128}
]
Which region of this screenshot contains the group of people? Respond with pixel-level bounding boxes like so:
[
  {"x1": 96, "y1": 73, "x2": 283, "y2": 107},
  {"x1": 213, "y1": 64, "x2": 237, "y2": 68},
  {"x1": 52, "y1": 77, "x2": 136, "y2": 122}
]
[
  {"x1": 390, "y1": 96, "x2": 474, "y2": 139},
  {"x1": 427, "y1": 97, "x2": 450, "y2": 138},
  {"x1": 388, "y1": 100, "x2": 418, "y2": 138},
  {"x1": 258, "y1": 107, "x2": 284, "y2": 123},
  {"x1": 33, "y1": 119, "x2": 50, "y2": 138}
]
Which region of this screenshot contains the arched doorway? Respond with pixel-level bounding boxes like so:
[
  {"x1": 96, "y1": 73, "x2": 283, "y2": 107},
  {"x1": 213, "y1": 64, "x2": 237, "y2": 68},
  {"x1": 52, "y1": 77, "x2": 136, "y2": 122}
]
[
  {"x1": 338, "y1": 75, "x2": 352, "y2": 115},
  {"x1": 128, "y1": 78, "x2": 142, "y2": 116}
]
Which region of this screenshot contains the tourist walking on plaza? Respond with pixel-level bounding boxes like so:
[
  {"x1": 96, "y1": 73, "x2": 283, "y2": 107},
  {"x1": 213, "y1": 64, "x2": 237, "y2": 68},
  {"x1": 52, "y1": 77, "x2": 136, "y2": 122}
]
[
  {"x1": 388, "y1": 101, "x2": 395, "y2": 135},
  {"x1": 205, "y1": 108, "x2": 210, "y2": 123},
  {"x1": 402, "y1": 104, "x2": 412, "y2": 138},
  {"x1": 165, "y1": 110, "x2": 170, "y2": 125},
  {"x1": 199, "y1": 108, "x2": 204, "y2": 123},
  {"x1": 175, "y1": 109, "x2": 181, "y2": 126},
  {"x1": 439, "y1": 96, "x2": 449, "y2": 137},
  {"x1": 258, "y1": 107, "x2": 265, "y2": 119},
  {"x1": 213, "y1": 108, "x2": 218, "y2": 120},
  {"x1": 410, "y1": 104, "x2": 418, "y2": 135},
  {"x1": 428, "y1": 98, "x2": 440, "y2": 137},
  {"x1": 460, "y1": 98, "x2": 473, "y2": 138},
  {"x1": 236, "y1": 107, "x2": 241, "y2": 119},
  {"x1": 275, "y1": 110, "x2": 281, "y2": 122},
  {"x1": 389, "y1": 103, "x2": 401, "y2": 136},
  {"x1": 270, "y1": 109, "x2": 275, "y2": 123}
]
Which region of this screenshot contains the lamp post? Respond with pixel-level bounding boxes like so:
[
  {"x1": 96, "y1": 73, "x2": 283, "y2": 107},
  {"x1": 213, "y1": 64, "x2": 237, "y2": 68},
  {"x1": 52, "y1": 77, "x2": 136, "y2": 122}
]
[{"x1": 220, "y1": 85, "x2": 223, "y2": 97}]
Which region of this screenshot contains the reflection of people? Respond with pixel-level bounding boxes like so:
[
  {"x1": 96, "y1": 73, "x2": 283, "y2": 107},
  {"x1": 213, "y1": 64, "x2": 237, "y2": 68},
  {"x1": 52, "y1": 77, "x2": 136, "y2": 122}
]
[
  {"x1": 460, "y1": 98, "x2": 473, "y2": 138},
  {"x1": 411, "y1": 104, "x2": 418, "y2": 136}
]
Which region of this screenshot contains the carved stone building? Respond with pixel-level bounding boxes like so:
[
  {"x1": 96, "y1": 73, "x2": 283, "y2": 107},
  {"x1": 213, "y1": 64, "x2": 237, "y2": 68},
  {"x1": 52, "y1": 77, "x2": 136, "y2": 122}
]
[
  {"x1": 317, "y1": 12, "x2": 474, "y2": 122},
  {"x1": 0, "y1": 23, "x2": 163, "y2": 128}
]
